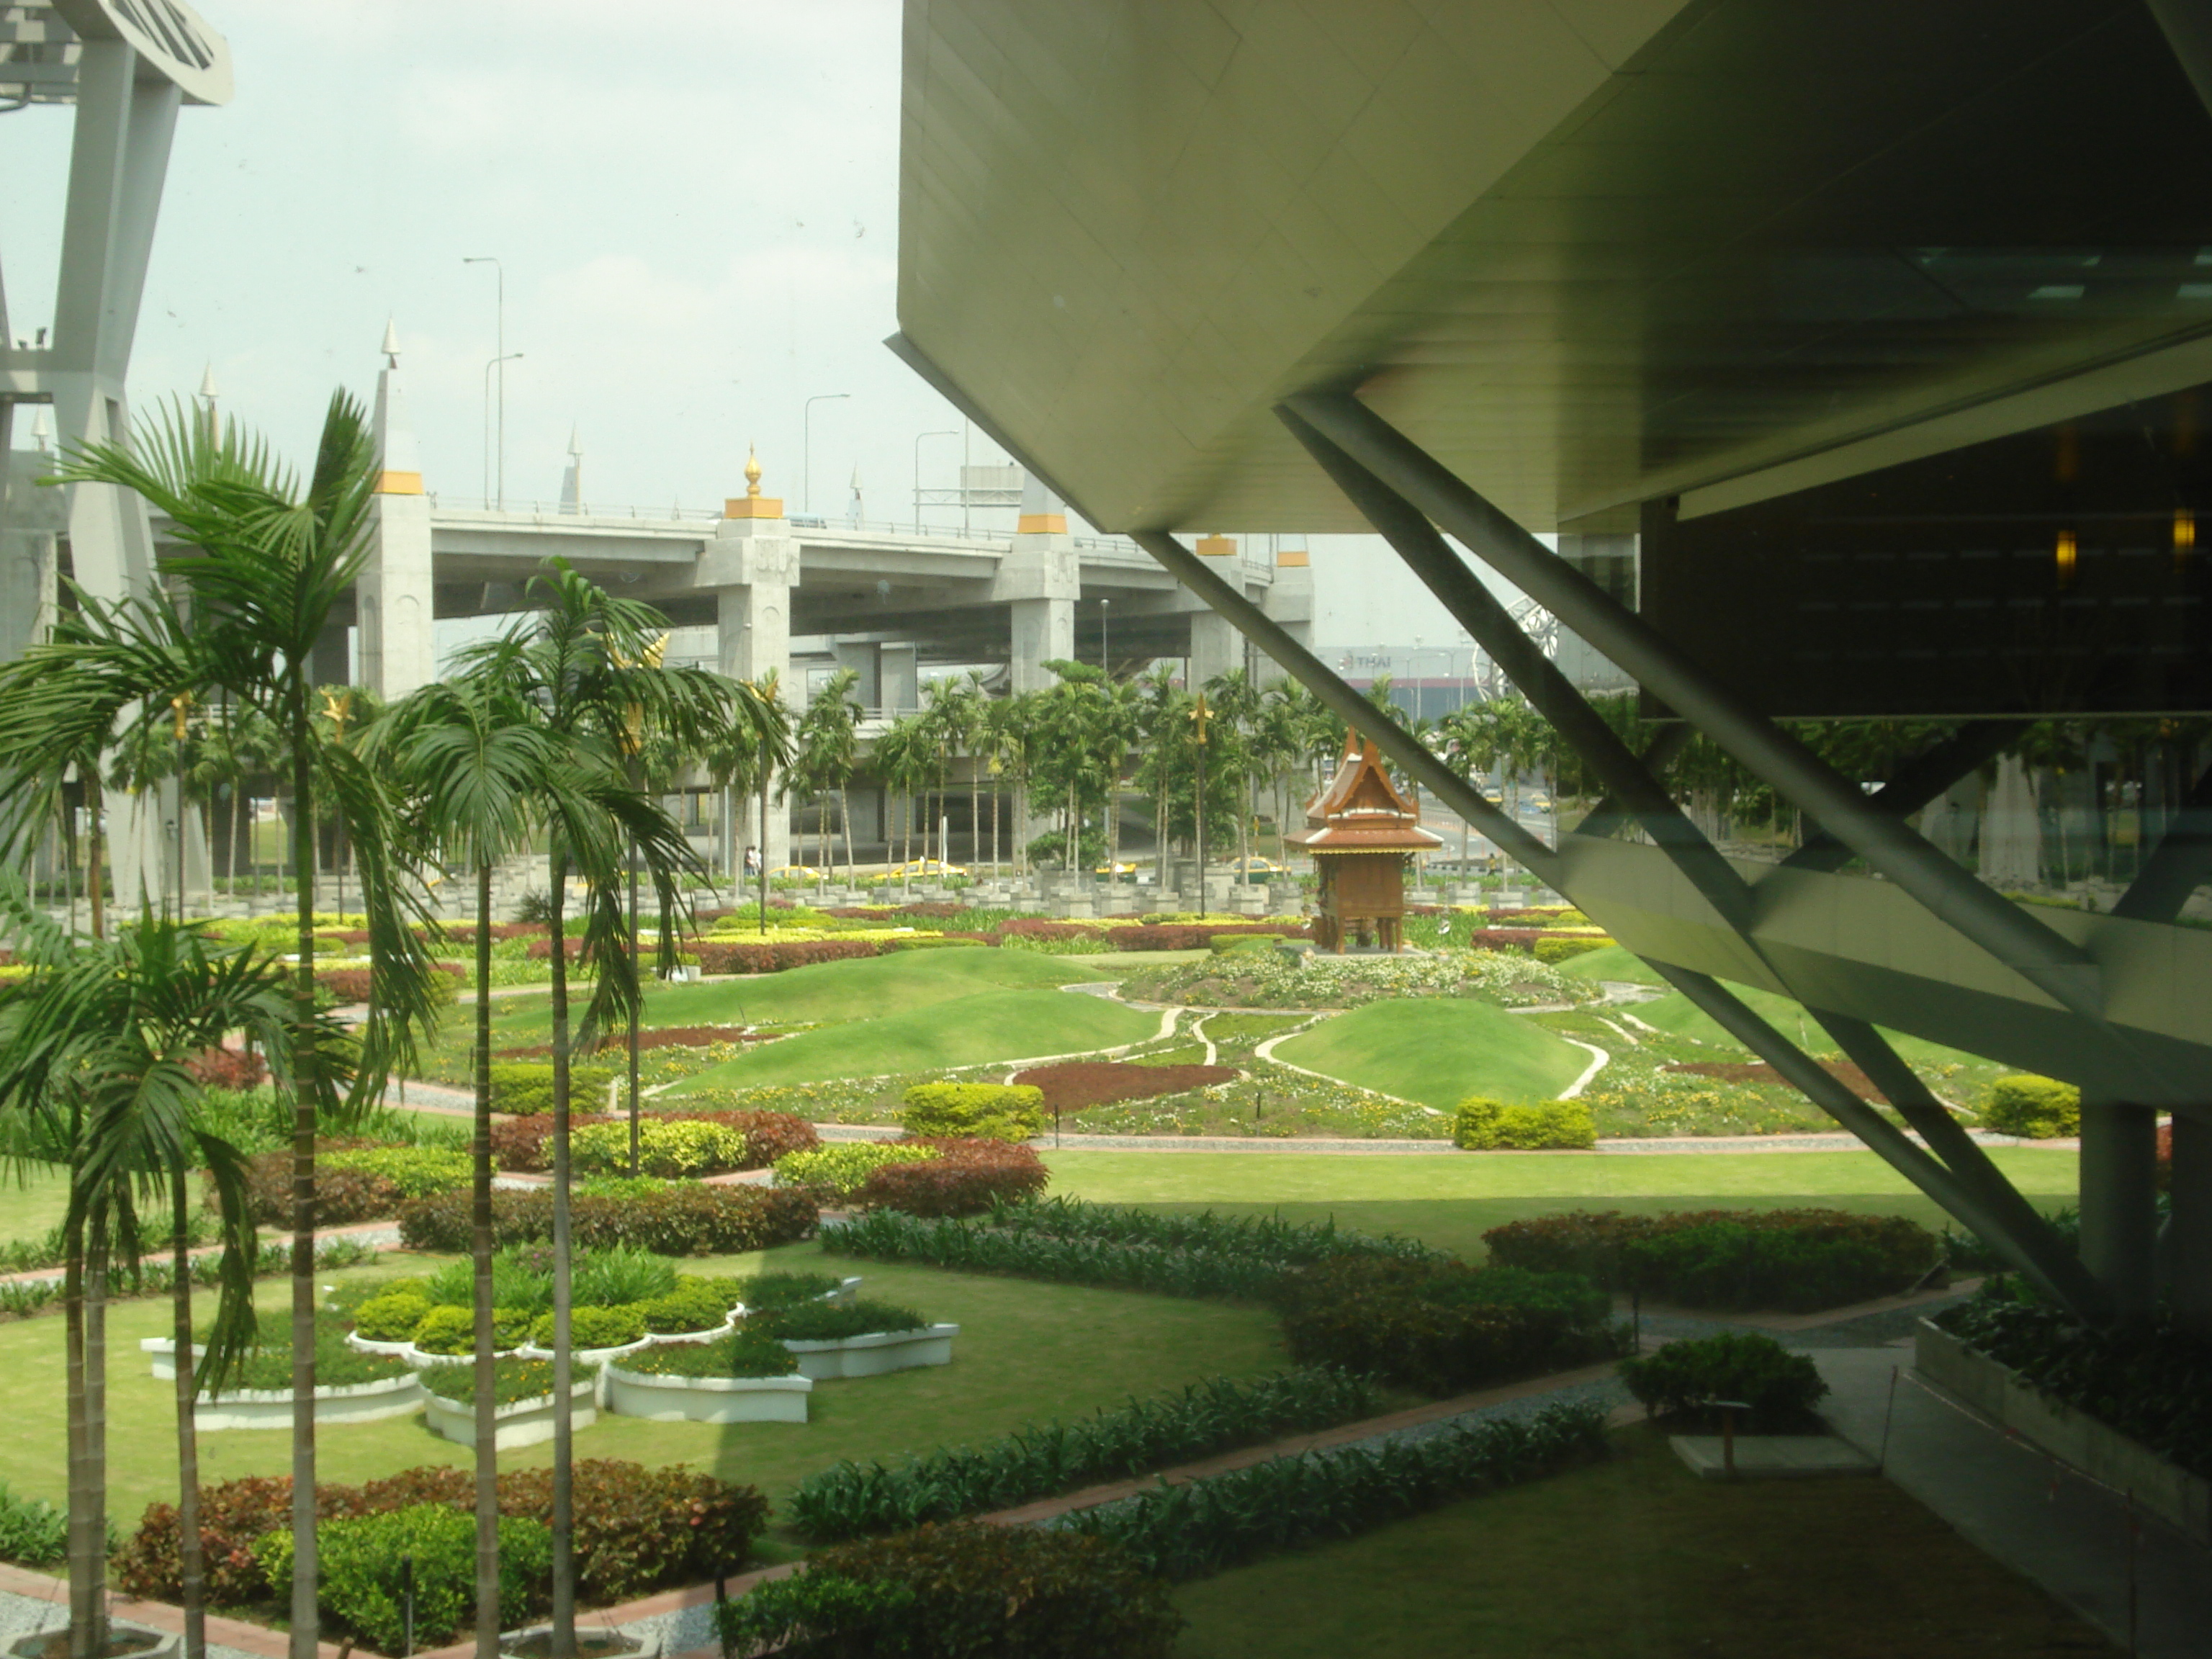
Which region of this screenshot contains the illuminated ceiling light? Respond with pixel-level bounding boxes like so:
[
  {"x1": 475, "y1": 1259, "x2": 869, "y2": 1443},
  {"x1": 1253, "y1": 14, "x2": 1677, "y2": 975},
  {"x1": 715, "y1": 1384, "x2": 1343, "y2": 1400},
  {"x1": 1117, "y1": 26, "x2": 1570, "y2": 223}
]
[
  {"x1": 2177, "y1": 508, "x2": 2197, "y2": 575},
  {"x1": 2054, "y1": 529, "x2": 2079, "y2": 590}
]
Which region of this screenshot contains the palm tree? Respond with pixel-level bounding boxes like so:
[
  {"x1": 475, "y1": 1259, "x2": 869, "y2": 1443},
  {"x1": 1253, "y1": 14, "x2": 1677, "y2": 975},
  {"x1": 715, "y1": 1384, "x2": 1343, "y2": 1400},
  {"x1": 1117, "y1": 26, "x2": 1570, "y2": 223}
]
[
  {"x1": 450, "y1": 560, "x2": 763, "y2": 1658},
  {"x1": 0, "y1": 902, "x2": 284, "y2": 1659},
  {"x1": 873, "y1": 713, "x2": 931, "y2": 880},
  {"x1": 0, "y1": 393, "x2": 441, "y2": 1659},
  {"x1": 791, "y1": 670, "x2": 861, "y2": 886}
]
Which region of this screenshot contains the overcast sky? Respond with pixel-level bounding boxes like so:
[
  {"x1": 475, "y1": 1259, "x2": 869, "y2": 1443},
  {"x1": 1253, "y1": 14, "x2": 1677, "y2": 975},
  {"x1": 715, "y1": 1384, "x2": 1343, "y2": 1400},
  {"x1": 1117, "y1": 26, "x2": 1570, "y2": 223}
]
[{"x1": 1, "y1": 0, "x2": 1478, "y2": 651}]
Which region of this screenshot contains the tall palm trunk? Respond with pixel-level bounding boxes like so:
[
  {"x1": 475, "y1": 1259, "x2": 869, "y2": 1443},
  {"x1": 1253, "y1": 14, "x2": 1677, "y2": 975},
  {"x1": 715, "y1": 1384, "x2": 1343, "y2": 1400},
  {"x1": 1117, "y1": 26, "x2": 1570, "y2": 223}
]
[
  {"x1": 544, "y1": 852, "x2": 579, "y2": 1658},
  {"x1": 286, "y1": 674, "x2": 323, "y2": 1659},
  {"x1": 471, "y1": 861, "x2": 500, "y2": 1659},
  {"x1": 86, "y1": 780, "x2": 105, "y2": 940},
  {"x1": 990, "y1": 775, "x2": 1000, "y2": 874},
  {"x1": 968, "y1": 769, "x2": 979, "y2": 872},
  {"x1": 63, "y1": 1203, "x2": 107, "y2": 1659},
  {"x1": 839, "y1": 787, "x2": 855, "y2": 886},
  {"x1": 172, "y1": 1169, "x2": 208, "y2": 1659}
]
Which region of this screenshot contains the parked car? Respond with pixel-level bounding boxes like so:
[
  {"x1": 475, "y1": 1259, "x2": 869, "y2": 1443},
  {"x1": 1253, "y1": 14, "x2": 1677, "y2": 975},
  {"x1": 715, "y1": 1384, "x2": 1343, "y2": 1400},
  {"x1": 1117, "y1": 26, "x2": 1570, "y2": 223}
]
[
  {"x1": 892, "y1": 858, "x2": 968, "y2": 878},
  {"x1": 1230, "y1": 856, "x2": 1287, "y2": 884},
  {"x1": 1094, "y1": 860, "x2": 1140, "y2": 880},
  {"x1": 769, "y1": 864, "x2": 825, "y2": 882}
]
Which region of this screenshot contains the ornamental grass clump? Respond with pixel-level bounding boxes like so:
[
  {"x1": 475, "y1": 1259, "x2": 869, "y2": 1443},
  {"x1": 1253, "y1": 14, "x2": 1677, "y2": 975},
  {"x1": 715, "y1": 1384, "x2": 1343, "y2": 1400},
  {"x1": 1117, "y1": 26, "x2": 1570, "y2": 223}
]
[{"x1": 786, "y1": 1368, "x2": 1377, "y2": 1542}]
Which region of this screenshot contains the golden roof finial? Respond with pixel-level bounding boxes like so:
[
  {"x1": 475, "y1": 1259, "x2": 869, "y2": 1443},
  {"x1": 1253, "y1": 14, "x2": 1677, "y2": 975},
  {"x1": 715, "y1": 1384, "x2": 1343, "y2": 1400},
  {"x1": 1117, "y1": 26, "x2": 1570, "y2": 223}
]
[{"x1": 745, "y1": 445, "x2": 763, "y2": 498}]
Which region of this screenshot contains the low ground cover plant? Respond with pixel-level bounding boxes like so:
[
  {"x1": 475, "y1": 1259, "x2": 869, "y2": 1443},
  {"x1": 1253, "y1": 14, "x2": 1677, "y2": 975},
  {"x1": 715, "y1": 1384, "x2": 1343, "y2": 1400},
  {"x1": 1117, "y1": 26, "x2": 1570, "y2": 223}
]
[
  {"x1": 736, "y1": 1269, "x2": 848, "y2": 1309},
  {"x1": 1121, "y1": 948, "x2": 1593, "y2": 1012},
  {"x1": 787, "y1": 1368, "x2": 1377, "y2": 1542},
  {"x1": 0, "y1": 1479, "x2": 66, "y2": 1568},
  {"x1": 527, "y1": 1305, "x2": 648, "y2": 1349},
  {"x1": 774, "y1": 1141, "x2": 940, "y2": 1202},
  {"x1": 418, "y1": 1355, "x2": 599, "y2": 1406},
  {"x1": 763, "y1": 1298, "x2": 928, "y2": 1342},
  {"x1": 410, "y1": 1303, "x2": 532, "y2": 1355},
  {"x1": 487, "y1": 1060, "x2": 620, "y2": 1114},
  {"x1": 211, "y1": 1313, "x2": 413, "y2": 1393},
  {"x1": 1272, "y1": 1256, "x2": 1619, "y2": 1395},
  {"x1": 716, "y1": 1522, "x2": 1181, "y2": 1659},
  {"x1": 254, "y1": 1502, "x2": 549, "y2": 1655},
  {"x1": 1618, "y1": 1331, "x2": 1828, "y2": 1429},
  {"x1": 898, "y1": 1081, "x2": 1046, "y2": 1141},
  {"x1": 1935, "y1": 1277, "x2": 2212, "y2": 1477},
  {"x1": 618, "y1": 1326, "x2": 799, "y2": 1380},
  {"x1": 396, "y1": 1182, "x2": 817, "y2": 1255},
  {"x1": 1066, "y1": 1401, "x2": 1607, "y2": 1580},
  {"x1": 1454, "y1": 1096, "x2": 1598, "y2": 1151},
  {"x1": 1482, "y1": 1208, "x2": 1941, "y2": 1311},
  {"x1": 118, "y1": 1462, "x2": 769, "y2": 1610},
  {"x1": 1981, "y1": 1074, "x2": 2082, "y2": 1138},
  {"x1": 1013, "y1": 1060, "x2": 1241, "y2": 1111}
]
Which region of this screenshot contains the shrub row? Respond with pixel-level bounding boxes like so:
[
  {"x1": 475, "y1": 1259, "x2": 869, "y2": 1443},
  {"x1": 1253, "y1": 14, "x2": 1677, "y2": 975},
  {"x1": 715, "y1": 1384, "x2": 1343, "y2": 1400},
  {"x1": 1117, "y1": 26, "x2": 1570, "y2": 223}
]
[
  {"x1": 487, "y1": 1061, "x2": 619, "y2": 1115},
  {"x1": 858, "y1": 1138, "x2": 1049, "y2": 1218},
  {"x1": 1481, "y1": 1208, "x2": 1941, "y2": 1312},
  {"x1": 570, "y1": 1118, "x2": 749, "y2": 1177},
  {"x1": 786, "y1": 1368, "x2": 1378, "y2": 1542},
  {"x1": 823, "y1": 1209, "x2": 1289, "y2": 1301},
  {"x1": 491, "y1": 1108, "x2": 814, "y2": 1173},
  {"x1": 234, "y1": 1140, "x2": 413, "y2": 1227},
  {"x1": 1272, "y1": 1256, "x2": 1619, "y2": 1395},
  {"x1": 256, "y1": 1503, "x2": 548, "y2": 1655},
  {"x1": 1936, "y1": 1277, "x2": 2212, "y2": 1478},
  {"x1": 719, "y1": 1524, "x2": 1180, "y2": 1659},
  {"x1": 395, "y1": 1184, "x2": 818, "y2": 1256},
  {"x1": 774, "y1": 1141, "x2": 940, "y2": 1202},
  {"x1": 1064, "y1": 1401, "x2": 1607, "y2": 1580},
  {"x1": 691, "y1": 937, "x2": 884, "y2": 974},
  {"x1": 117, "y1": 1460, "x2": 770, "y2": 1611},
  {"x1": 984, "y1": 1195, "x2": 1447, "y2": 1268},
  {"x1": 1453, "y1": 1097, "x2": 1597, "y2": 1151}
]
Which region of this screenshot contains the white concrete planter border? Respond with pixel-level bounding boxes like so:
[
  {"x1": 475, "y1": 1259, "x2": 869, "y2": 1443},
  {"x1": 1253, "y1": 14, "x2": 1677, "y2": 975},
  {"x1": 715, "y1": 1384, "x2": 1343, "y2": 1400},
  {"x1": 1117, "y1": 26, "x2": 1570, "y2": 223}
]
[
  {"x1": 400, "y1": 1338, "x2": 524, "y2": 1369},
  {"x1": 518, "y1": 1334, "x2": 657, "y2": 1367},
  {"x1": 10, "y1": 1622, "x2": 178, "y2": 1659},
  {"x1": 424, "y1": 1377, "x2": 598, "y2": 1450},
  {"x1": 343, "y1": 1331, "x2": 416, "y2": 1357},
  {"x1": 141, "y1": 1336, "x2": 204, "y2": 1380},
  {"x1": 603, "y1": 1362, "x2": 812, "y2": 1424},
  {"x1": 500, "y1": 1624, "x2": 662, "y2": 1659},
  {"x1": 1915, "y1": 1318, "x2": 2211, "y2": 1546},
  {"x1": 781, "y1": 1323, "x2": 958, "y2": 1380},
  {"x1": 194, "y1": 1370, "x2": 425, "y2": 1431}
]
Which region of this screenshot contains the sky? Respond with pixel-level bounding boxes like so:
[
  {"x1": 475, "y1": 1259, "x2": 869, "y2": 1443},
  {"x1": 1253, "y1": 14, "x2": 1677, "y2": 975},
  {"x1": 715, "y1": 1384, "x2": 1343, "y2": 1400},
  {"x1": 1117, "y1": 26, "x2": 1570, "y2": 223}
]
[{"x1": 1, "y1": 0, "x2": 1478, "y2": 652}]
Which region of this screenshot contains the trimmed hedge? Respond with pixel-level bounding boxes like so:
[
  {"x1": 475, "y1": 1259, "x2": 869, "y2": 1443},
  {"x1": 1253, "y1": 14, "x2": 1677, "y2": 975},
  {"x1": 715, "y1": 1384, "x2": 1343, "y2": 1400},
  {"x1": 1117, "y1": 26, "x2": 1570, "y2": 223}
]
[
  {"x1": 716, "y1": 1523, "x2": 1180, "y2": 1659},
  {"x1": 117, "y1": 1461, "x2": 770, "y2": 1610},
  {"x1": 898, "y1": 1082, "x2": 1045, "y2": 1142},
  {"x1": 1272, "y1": 1256, "x2": 1618, "y2": 1395},
  {"x1": 493, "y1": 1108, "x2": 814, "y2": 1173},
  {"x1": 1453, "y1": 1097, "x2": 1597, "y2": 1151},
  {"x1": 396, "y1": 1183, "x2": 818, "y2": 1256},
  {"x1": 487, "y1": 1061, "x2": 618, "y2": 1115},
  {"x1": 786, "y1": 1368, "x2": 1377, "y2": 1542},
  {"x1": 235, "y1": 1141, "x2": 400, "y2": 1228},
  {"x1": 858, "y1": 1138, "x2": 1049, "y2": 1217},
  {"x1": 1618, "y1": 1330, "x2": 1828, "y2": 1428},
  {"x1": 1481, "y1": 1208, "x2": 1941, "y2": 1312},
  {"x1": 774, "y1": 1141, "x2": 940, "y2": 1202},
  {"x1": 571, "y1": 1117, "x2": 748, "y2": 1177},
  {"x1": 1982, "y1": 1074, "x2": 2081, "y2": 1138},
  {"x1": 1533, "y1": 935, "x2": 1613, "y2": 963},
  {"x1": 526, "y1": 1303, "x2": 647, "y2": 1349},
  {"x1": 254, "y1": 1503, "x2": 548, "y2": 1655},
  {"x1": 321, "y1": 1144, "x2": 472, "y2": 1198},
  {"x1": 691, "y1": 937, "x2": 884, "y2": 974},
  {"x1": 763, "y1": 1298, "x2": 927, "y2": 1342}
]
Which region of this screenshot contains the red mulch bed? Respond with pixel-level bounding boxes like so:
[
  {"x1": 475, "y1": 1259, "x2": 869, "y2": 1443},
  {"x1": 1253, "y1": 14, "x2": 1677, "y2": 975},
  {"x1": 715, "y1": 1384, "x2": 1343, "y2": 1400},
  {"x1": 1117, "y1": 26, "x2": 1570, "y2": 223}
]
[
  {"x1": 1663, "y1": 1058, "x2": 1889, "y2": 1104},
  {"x1": 495, "y1": 1026, "x2": 768, "y2": 1061},
  {"x1": 1012, "y1": 1060, "x2": 1241, "y2": 1111}
]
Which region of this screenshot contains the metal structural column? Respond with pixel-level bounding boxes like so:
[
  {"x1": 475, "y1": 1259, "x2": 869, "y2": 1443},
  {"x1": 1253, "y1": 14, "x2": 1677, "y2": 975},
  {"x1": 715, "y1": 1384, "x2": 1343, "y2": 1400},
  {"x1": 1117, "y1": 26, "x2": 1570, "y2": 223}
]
[
  {"x1": 701, "y1": 451, "x2": 795, "y2": 871},
  {"x1": 995, "y1": 472, "x2": 1077, "y2": 694},
  {"x1": 359, "y1": 322, "x2": 436, "y2": 700}
]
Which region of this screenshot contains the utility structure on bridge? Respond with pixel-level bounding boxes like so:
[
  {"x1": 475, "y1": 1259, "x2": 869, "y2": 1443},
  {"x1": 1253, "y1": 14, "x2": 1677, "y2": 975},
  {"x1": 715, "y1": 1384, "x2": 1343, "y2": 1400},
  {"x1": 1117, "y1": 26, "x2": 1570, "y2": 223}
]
[{"x1": 336, "y1": 333, "x2": 1314, "y2": 868}]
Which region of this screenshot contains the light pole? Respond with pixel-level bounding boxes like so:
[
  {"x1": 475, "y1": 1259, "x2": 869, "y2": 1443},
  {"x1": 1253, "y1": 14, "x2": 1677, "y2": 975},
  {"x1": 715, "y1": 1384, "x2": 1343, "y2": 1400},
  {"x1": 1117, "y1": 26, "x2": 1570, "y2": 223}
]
[
  {"x1": 482, "y1": 354, "x2": 523, "y2": 505},
  {"x1": 1413, "y1": 636, "x2": 1424, "y2": 725},
  {"x1": 1100, "y1": 597, "x2": 1110, "y2": 675},
  {"x1": 914, "y1": 428, "x2": 957, "y2": 531},
  {"x1": 462, "y1": 256, "x2": 508, "y2": 505},
  {"x1": 804, "y1": 393, "x2": 850, "y2": 515}
]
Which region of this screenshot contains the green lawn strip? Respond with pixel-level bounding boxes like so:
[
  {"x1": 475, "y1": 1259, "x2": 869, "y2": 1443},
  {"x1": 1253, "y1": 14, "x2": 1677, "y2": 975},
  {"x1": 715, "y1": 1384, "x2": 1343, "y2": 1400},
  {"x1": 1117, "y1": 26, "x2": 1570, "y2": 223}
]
[
  {"x1": 665, "y1": 989, "x2": 1157, "y2": 1090},
  {"x1": 1048, "y1": 949, "x2": 1212, "y2": 973},
  {"x1": 0, "y1": 1243, "x2": 1287, "y2": 1545},
  {"x1": 1273, "y1": 1000, "x2": 1589, "y2": 1109},
  {"x1": 0, "y1": 1161, "x2": 71, "y2": 1249},
  {"x1": 1039, "y1": 1147, "x2": 2080, "y2": 1261},
  {"x1": 1168, "y1": 1421, "x2": 2104, "y2": 1658},
  {"x1": 1624, "y1": 984, "x2": 2003, "y2": 1082}
]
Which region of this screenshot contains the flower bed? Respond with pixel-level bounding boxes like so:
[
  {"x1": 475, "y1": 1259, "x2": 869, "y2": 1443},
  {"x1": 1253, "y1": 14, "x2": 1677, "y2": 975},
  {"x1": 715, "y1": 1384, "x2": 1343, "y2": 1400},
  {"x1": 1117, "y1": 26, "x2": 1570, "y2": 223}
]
[
  {"x1": 1012, "y1": 1061, "x2": 1241, "y2": 1110},
  {"x1": 605, "y1": 1352, "x2": 811, "y2": 1424},
  {"x1": 396, "y1": 1182, "x2": 818, "y2": 1254},
  {"x1": 420, "y1": 1359, "x2": 601, "y2": 1449}
]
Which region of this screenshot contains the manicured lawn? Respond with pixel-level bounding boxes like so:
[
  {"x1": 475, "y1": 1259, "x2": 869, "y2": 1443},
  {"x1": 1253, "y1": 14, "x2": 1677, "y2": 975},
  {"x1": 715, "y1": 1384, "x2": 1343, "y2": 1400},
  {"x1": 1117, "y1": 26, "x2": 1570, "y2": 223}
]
[
  {"x1": 1040, "y1": 1146, "x2": 2080, "y2": 1261},
  {"x1": 1558, "y1": 943, "x2": 1664, "y2": 985},
  {"x1": 666, "y1": 988, "x2": 1157, "y2": 1089},
  {"x1": 1170, "y1": 1422, "x2": 2104, "y2": 1657},
  {"x1": 0, "y1": 1160, "x2": 70, "y2": 1248},
  {"x1": 1273, "y1": 999, "x2": 1591, "y2": 1108},
  {"x1": 0, "y1": 1241, "x2": 1287, "y2": 1543}
]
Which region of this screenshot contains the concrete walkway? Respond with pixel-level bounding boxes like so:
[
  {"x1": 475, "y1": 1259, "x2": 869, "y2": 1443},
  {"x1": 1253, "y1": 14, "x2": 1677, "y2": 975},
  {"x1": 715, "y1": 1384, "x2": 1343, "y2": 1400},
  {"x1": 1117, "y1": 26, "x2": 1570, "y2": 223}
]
[{"x1": 1815, "y1": 1344, "x2": 2211, "y2": 1657}]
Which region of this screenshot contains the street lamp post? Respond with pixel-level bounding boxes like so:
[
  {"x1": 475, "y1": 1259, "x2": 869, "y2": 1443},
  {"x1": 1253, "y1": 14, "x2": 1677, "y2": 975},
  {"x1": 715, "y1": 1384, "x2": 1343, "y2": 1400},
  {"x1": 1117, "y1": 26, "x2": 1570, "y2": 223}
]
[
  {"x1": 914, "y1": 428, "x2": 957, "y2": 532},
  {"x1": 462, "y1": 256, "x2": 508, "y2": 506},
  {"x1": 1100, "y1": 598, "x2": 1110, "y2": 675},
  {"x1": 482, "y1": 354, "x2": 523, "y2": 505},
  {"x1": 804, "y1": 393, "x2": 850, "y2": 516}
]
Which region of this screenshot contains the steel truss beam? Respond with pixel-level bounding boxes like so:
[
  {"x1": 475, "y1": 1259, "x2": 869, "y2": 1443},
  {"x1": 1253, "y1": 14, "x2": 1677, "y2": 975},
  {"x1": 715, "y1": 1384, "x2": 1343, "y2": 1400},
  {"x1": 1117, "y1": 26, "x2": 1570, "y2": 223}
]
[
  {"x1": 1285, "y1": 390, "x2": 2185, "y2": 1107},
  {"x1": 1780, "y1": 721, "x2": 2026, "y2": 874},
  {"x1": 2113, "y1": 759, "x2": 2212, "y2": 925},
  {"x1": 1276, "y1": 407, "x2": 2104, "y2": 1318}
]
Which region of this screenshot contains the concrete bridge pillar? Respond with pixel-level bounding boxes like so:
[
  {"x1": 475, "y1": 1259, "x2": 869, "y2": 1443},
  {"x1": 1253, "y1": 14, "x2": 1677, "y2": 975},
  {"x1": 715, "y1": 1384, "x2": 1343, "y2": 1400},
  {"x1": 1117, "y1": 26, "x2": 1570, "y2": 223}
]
[
  {"x1": 359, "y1": 323, "x2": 436, "y2": 700},
  {"x1": 996, "y1": 475, "x2": 1079, "y2": 693},
  {"x1": 701, "y1": 450, "x2": 796, "y2": 871},
  {"x1": 1188, "y1": 534, "x2": 1245, "y2": 688},
  {"x1": 1261, "y1": 547, "x2": 1315, "y2": 665}
]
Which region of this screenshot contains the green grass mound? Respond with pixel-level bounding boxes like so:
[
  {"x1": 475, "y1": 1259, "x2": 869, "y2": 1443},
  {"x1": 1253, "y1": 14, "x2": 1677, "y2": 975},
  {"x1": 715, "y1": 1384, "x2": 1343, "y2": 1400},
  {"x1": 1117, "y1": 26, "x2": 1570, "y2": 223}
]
[
  {"x1": 1553, "y1": 943, "x2": 1663, "y2": 985},
  {"x1": 1274, "y1": 1001, "x2": 1588, "y2": 1110},
  {"x1": 1629, "y1": 984, "x2": 1989, "y2": 1074},
  {"x1": 666, "y1": 988, "x2": 1157, "y2": 1089}
]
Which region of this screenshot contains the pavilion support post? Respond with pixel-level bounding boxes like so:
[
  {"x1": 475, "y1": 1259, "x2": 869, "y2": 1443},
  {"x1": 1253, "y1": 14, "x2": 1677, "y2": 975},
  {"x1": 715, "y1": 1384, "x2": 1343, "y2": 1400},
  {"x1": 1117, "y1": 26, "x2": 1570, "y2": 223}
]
[
  {"x1": 2164, "y1": 1113, "x2": 2212, "y2": 1338},
  {"x1": 2079, "y1": 1099, "x2": 2162, "y2": 1319}
]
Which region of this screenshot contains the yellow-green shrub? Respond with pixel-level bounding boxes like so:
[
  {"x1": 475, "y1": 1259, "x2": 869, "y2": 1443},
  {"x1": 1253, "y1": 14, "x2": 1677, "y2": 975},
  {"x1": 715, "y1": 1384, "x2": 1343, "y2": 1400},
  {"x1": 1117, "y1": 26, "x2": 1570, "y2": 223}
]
[
  {"x1": 1533, "y1": 935, "x2": 1612, "y2": 964},
  {"x1": 1982, "y1": 1074, "x2": 2081, "y2": 1138},
  {"x1": 571, "y1": 1118, "x2": 749, "y2": 1177},
  {"x1": 898, "y1": 1082, "x2": 1046, "y2": 1143},
  {"x1": 775, "y1": 1142, "x2": 940, "y2": 1201},
  {"x1": 1454, "y1": 1097, "x2": 1597, "y2": 1151}
]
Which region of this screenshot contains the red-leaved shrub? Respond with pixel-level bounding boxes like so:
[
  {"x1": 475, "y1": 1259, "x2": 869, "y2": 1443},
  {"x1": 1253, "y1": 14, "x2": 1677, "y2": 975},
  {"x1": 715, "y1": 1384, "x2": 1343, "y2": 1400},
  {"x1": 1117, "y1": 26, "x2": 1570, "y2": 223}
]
[
  {"x1": 858, "y1": 1137, "x2": 1048, "y2": 1217},
  {"x1": 186, "y1": 1046, "x2": 269, "y2": 1091},
  {"x1": 230, "y1": 1141, "x2": 398, "y2": 1227},
  {"x1": 690, "y1": 938, "x2": 882, "y2": 974}
]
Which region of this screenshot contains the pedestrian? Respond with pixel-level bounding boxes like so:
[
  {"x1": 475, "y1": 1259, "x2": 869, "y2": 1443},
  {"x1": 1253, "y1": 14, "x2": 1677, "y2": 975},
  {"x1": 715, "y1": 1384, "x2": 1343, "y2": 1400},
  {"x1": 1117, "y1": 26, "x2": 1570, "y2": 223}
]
[{"x1": 744, "y1": 845, "x2": 761, "y2": 879}]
